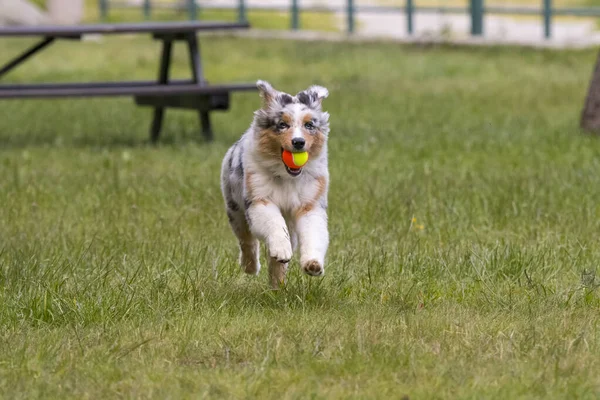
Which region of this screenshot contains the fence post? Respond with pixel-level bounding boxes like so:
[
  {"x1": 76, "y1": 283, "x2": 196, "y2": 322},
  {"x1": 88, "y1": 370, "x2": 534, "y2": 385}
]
[
  {"x1": 291, "y1": 0, "x2": 299, "y2": 30},
  {"x1": 470, "y1": 0, "x2": 483, "y2": 36},
  {"x1": 406, "y1": 0, "x2": 413, "y2": 35},
  {"x1": 238, "y1": 0, "x2": 247, "y2": 22},
  {"x1": 99, "y1": 0, "x2": 108, "y2": 20},
  {"x1": 143, "y1": 0, "x2": 151, "y2": 19},
  {"x1": 543, "y1": 0, "x2": 552, "y2": 39},
  {"x1": 187, "y1": 0, "x2": 198, "y2": 20},
  {"x1": 347, "y1": 0, "x2": 354, "y2": 34}
]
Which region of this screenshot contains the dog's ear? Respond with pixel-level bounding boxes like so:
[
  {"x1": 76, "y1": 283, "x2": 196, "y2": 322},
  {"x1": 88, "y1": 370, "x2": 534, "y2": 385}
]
[
  {"x1": 257, "y1": 80, "x2": 295, "y2": 110},
  {"x1": 297, "y1": 85, "x2": 329, "y2": 109},
  {"x1": 256, "y1": 80, "x2": 275, "y2": 103},
  {"x1": 257, "y1": 80, "x2": 283, "y2": 109}
]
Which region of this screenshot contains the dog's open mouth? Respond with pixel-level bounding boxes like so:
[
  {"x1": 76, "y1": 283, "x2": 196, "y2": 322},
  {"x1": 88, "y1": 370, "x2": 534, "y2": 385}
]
[{"x1": 285, "y1": 165, "x2": 302, "y2": 176}]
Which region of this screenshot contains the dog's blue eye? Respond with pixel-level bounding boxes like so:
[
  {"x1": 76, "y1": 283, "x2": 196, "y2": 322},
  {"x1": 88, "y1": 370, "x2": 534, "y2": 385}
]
[
  {"x1": 277, "y1": 122, "x2": 289, "y2": 130},
  {"x1": 304, "y1": 122, "x2": 315, "y2": 130}
]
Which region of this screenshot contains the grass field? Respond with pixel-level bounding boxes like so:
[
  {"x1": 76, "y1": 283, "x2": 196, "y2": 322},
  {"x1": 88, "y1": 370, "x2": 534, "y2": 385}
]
[{"x1": 1, "y1": 35, "x2": 600, "y2": 398}]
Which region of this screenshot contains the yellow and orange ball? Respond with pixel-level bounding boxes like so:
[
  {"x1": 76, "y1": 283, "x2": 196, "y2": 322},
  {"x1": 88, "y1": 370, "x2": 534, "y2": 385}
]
[{"x1": 282, "y1": 150, "x2": 309, "y2": 169}]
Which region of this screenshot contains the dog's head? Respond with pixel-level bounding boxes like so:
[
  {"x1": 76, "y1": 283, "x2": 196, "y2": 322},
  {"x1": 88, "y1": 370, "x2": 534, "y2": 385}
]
[{"x1": 253, "y1": 80, "x2": 330, "y2": 177}]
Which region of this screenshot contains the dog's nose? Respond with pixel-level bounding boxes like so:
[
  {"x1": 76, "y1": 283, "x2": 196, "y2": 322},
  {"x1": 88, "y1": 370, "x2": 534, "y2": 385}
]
[{"x1": 292, "y1": 138, "x2": 305, "y2": 150}]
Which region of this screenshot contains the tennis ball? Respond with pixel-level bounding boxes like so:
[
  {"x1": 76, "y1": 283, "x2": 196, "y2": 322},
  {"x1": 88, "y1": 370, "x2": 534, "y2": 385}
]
[{"x1": 282, "y1": 150, "x2": 309, "y2": 168}]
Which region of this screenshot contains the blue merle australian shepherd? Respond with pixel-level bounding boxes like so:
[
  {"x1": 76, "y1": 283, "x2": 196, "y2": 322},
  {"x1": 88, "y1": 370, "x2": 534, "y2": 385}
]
[{"x1": 220, "y1": 80, "x2": 330, "y2": 288}]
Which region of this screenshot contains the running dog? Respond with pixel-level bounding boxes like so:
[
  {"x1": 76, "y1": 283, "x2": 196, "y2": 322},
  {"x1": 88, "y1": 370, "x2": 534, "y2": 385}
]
[{"x1": 220, "y1": 80, "x2": 330, "y2": 288}]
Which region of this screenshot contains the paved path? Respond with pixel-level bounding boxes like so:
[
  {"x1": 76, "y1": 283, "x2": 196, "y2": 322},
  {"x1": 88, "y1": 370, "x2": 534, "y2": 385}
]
[{"x1": 357, "y1": 12, "x2": 600, "y2": 46}]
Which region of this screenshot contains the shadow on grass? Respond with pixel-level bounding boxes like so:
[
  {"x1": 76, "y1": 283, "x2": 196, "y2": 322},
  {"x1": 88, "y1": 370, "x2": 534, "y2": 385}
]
[{"x1": 193, "y1": 267, "x2": 339, "y2": 314}]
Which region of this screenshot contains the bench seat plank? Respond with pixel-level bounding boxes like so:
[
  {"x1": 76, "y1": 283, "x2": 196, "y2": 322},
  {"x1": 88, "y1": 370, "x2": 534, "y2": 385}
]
[
  {"x1": 0, "y1": 21, "x2": 250, "y2": 38},
  {"x1": 0, "y1": 79, "x2": 195, "y2": 90}
]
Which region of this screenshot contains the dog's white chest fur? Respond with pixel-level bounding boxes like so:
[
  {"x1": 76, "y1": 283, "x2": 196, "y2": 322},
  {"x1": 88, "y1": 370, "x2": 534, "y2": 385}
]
[{"x1": 249, "y1": 171, "x2": 325, "y2": 214}]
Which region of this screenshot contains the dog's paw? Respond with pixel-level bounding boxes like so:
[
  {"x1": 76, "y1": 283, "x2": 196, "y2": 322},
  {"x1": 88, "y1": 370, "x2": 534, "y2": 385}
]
[
  {"x1": 268, "y1": 237, "x2": 293, "y2": 264},
  {"x1": 302, "y1": 260, "x2": 324, "y2": 276}
]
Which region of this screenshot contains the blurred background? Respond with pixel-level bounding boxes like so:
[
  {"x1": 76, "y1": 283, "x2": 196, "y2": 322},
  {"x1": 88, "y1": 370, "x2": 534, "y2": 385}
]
[{"x1": 3, "y1": 0, "x2": 600, "y2": 45}]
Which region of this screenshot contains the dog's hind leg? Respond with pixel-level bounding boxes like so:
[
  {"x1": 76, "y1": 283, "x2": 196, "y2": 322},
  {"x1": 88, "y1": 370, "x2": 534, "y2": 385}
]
[
  {"x1": 268, "y1": 258, "x2": 288, "y2": 289},
  {"x1": 227, "y1": 208, "x2": 260, "y2": 275}
]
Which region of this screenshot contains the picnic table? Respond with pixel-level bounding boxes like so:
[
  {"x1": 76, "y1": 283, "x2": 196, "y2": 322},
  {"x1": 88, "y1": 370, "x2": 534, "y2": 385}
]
[{"x1": 0, "y1": 21, "x2": 257, "y2": 142}]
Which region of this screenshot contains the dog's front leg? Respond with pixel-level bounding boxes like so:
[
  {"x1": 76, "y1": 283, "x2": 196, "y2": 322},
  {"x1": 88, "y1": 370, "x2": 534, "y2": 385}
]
[
  {"x1": 246, "y1": 201, "x2": 292, "y2": 288},
  {"x1": 296, "y1": 206, "x2": 329, "y2": 276}
]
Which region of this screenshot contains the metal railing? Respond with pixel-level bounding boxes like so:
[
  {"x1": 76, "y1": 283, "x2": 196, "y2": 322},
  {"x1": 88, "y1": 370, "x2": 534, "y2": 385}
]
[{"x1": 97, "y1": 0, "x2": 600, "y2": 39}]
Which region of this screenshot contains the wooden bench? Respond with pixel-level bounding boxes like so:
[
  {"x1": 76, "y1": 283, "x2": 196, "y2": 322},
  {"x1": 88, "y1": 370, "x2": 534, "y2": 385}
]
[{"x1": 0, "y1": 21, "x2": 257, "y2": 142}]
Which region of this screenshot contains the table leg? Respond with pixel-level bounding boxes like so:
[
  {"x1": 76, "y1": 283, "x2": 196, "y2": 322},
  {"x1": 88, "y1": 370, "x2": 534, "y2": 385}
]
[
  {"x1": 0, "y1": 37, "x2": 55, "y2": 79},
  {"x1": 186, "y1": 34, "x2": 213, "y2": 142},
  {"x1": 150, "y1": 39, "x2": 173, "y2": 143}
]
